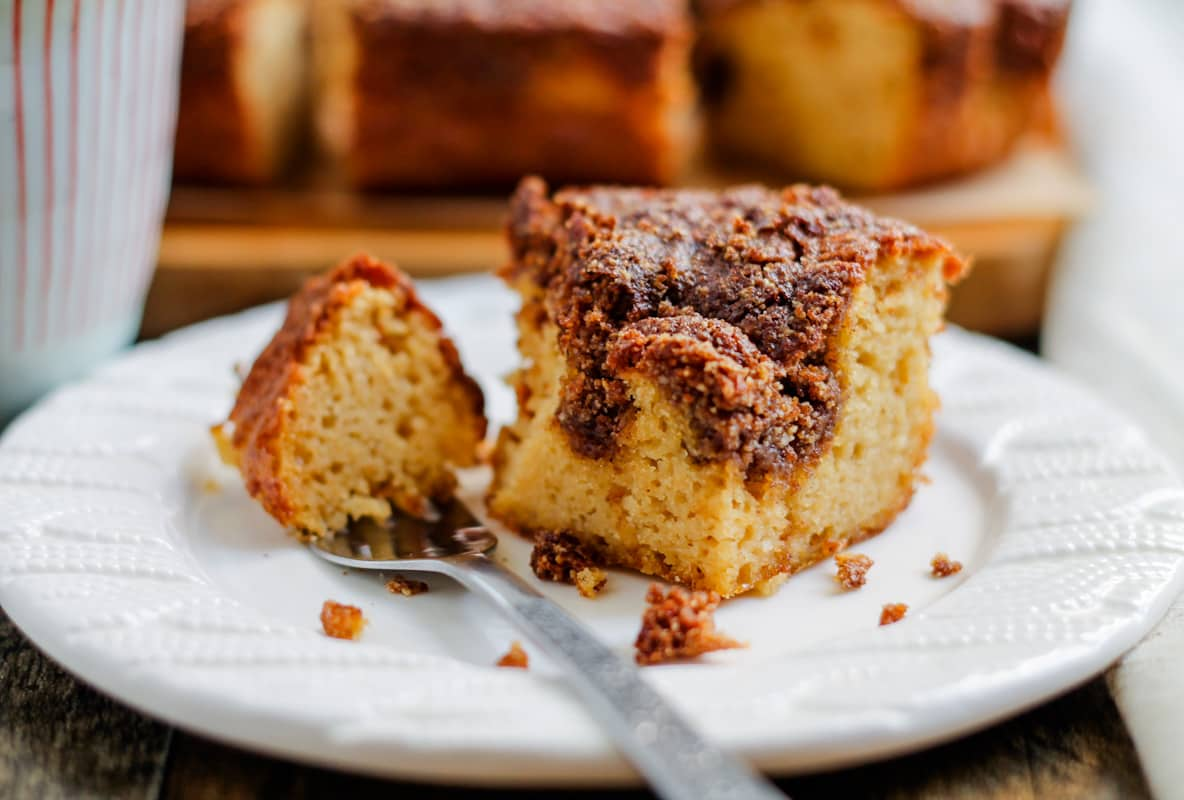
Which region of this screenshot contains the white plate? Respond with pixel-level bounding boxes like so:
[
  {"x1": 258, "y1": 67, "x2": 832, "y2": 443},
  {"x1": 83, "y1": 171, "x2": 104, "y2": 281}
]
[{"x1": 2, "y1": 275, "x2": 1183, "y2": 786}]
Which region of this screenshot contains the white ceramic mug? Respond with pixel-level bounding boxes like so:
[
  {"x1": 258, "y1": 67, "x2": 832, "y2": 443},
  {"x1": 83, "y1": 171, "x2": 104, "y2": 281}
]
[{"x1": 1, "y1": 0, "x2": 185, "y2": 420}]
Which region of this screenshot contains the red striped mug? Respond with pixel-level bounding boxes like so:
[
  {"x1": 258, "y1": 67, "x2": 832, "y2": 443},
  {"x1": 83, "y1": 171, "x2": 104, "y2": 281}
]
[{"x1": 1, "y1": 0, "x2": 185, "y2": 420}]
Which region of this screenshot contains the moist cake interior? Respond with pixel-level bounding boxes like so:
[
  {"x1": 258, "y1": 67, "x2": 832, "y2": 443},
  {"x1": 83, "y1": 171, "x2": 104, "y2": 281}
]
[{"x1": 216, "y1": 256, "x2": 486, "y2": 537}]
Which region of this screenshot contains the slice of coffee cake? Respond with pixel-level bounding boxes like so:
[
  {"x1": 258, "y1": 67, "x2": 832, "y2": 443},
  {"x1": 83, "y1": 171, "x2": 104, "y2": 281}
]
[
  {"x1": 313, "y1": 0, "x2": 695, "y2": 188},
  {"x1": 489, "y1": 177, "x2": 966, "y2": 597},
  {"x1": 215, "y1": 254, "x2": 486, "y2": 537}
]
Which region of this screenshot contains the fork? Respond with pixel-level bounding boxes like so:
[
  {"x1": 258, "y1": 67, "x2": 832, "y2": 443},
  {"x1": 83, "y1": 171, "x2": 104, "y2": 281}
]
[{"x1": 310, "y1": 499, "x2": 786, "y2": 800}]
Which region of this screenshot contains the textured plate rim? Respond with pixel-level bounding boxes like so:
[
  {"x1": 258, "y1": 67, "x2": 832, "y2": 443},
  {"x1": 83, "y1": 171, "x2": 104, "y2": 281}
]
[{"x1": 2, "y1": 286, "x2": 1183, "y2": 786}]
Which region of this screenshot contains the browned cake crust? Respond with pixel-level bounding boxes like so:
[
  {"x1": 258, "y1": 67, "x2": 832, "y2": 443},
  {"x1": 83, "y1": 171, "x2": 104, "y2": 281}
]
[
  {"x1": 505, "y1": 177, "x2": 964, "y2": 484},
  {"x1": 696, "y1": 0, "x2": 1070, "y2": 190},
  {"x1": 175, "y1": 0, "x2": 255, "y2": 182},
  {"x1": 222, "y1": 255, "x2": 484, "y2": 527},
  {"x1": 902, "y1": 0, "x2": 1069, "y2": 183},
  {"x1": 316, "y1": 0, "x2": 694, "y2": 188},
  {"x1": 175, "y1": 0, "x2": 305, "y2": 185}
]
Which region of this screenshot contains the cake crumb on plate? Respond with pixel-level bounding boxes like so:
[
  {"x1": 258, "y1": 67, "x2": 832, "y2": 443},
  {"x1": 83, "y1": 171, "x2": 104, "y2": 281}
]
[
  {"x1": 496, "y1": 641, "x2": 529, "y2": 669},
  {"x1": 320, "y1": 600, "x2": 366, "y2": 640},
  {"x1": 530, "y1": 531, "x2": 607, "y2": 598},
  {"x1": 635, "y1": 584, "x2": 744, "y2": 665},
  {"x1": 386, "y1": 576, "x2": 429, "y2": 596},
  {"x1": 880, "y1": 603, "x2": 909, "y2": 626},
  {"x1": 931, "y1": 553, "x2": 963, "y2": 577},
  {"x1": 834, "y1": 553, "x2": 873, "y2": 590}
]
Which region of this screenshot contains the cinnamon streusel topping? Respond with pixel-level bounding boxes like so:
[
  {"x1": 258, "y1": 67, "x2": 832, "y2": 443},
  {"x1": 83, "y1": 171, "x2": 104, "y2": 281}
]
[
  {"x1": 634, "y1": 583, "x2": 744, "y2": 665},
  {"x1": 530, "y1": 530, "x2": 608, "y2": 598},
  {"x1": 507, "y1": 177, "x2": 964, "y2": 482},
  {"x1": 834, "y1": 552, "x2": 874, "y2": 590}
]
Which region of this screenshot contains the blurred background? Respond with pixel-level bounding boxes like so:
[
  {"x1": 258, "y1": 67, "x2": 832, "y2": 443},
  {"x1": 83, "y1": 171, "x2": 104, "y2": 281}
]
[
  {"x1": 4, "y1": 3, "x2": 1184, "y2": 796},
  {"x1": 150, "y1": 0, "x2": 1088, "y2": 343}
]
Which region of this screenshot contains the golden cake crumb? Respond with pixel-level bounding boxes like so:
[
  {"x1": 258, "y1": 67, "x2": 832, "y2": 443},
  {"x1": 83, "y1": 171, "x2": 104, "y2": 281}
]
[
  {"x1": 385, "y1": 576, "x2": 429, "y2": 597},
  {"x1": 634, "y1": 584, "x2": 744, "y2": 665},
  {"x1": 930, "y1": 553, "x2": 963, "y2": 578},
  {"x1": 880, "y1": 603, "x2": 909, "y2": 626},
  {"x1": 321, "y1": 600, "x2": 366, "y2": 640},
  {"x1": 530, "y1": 531, "x2": 607, "y2": 598},
  {"x1": 496, "y1": 641, "x2": 529, "y2": 669},
  {"x1": 834, "y1": 553, "x2": 873, "y2": 590}
]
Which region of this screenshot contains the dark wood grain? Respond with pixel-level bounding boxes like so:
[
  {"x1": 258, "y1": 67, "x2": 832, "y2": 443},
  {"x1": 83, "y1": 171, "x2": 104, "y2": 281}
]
[
  {"x1": 156, "y1": 676, "x2": 1149, "y2": 800},
  {"x1": 784, "y1": 678, "x2": 1150, "y2": 800},
  {"x1": 0, "y1": 611, "x2": 171, "y2": 800}
]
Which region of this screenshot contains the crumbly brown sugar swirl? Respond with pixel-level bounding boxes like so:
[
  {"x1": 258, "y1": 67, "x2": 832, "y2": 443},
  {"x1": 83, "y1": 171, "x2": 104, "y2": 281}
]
[{"x1": 506, "y1": 177, "x2": 960, "y2": 481}]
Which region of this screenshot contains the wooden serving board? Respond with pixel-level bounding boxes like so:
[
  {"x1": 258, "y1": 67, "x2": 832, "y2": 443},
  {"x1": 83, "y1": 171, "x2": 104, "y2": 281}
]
[{"x1": 146, "y1": 135, "x2": 1091, "y2": 340}]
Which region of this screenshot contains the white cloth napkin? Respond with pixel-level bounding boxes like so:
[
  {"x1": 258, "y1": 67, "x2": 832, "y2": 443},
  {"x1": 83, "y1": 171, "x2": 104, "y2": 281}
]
[
  {"x1": 1108, "y1": 602, "x2": 1184, "y2": 800},
  {"x1": 1043, "y1": 3, "x2": 1184, "y2": 798}
]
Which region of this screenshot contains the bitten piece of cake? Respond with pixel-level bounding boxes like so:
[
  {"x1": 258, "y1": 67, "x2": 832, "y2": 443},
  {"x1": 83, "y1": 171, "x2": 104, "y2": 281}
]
[
  {"x1": 489, "y1": 177, "x2": 966, "y2": 598},
  {"x1": 214, "y1": 254, "x2": 486, "y2": 537}
]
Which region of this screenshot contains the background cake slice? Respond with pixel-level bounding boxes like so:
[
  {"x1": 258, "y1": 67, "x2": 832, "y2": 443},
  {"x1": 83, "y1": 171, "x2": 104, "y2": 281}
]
[
  {"x1": 695, "y1": 0, "x2": 1070, "y2": 190},
  {"x1": 174, "y1": 0, "x2": 308, "y2": 184},
  {"x1": 489, "y1": 177, "x2": 966, "y2": 598},
  {"x1": 215, "y1": 255, "x2": 486, "y2": 537},
  {"x1": 312, "y1": 0, "x2": 695, "y2": 188}
]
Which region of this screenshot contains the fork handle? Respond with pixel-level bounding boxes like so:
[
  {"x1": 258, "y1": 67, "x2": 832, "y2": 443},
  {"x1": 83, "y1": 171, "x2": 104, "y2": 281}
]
[{"x1": 438, "y1": 552, "x2": 787, "y2": 800}]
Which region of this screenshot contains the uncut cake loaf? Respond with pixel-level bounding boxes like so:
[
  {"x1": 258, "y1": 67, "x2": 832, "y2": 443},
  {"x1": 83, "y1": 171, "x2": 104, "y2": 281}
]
[
  {"x1": 174, "y1": 0, "x2": 307, "y2": 184},
  {"x1": 695, "y1": 0, "x2": 1070, "y2": 190},
  {"x1": 214, "y1": 255, "x2": 486, "y2": 537},
  {"x1": 313, "y1": 0, "x2": 695, "y2": 188},
  {"x1": 489, "y1": 178, "x2": 966, "y2": 597}
]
